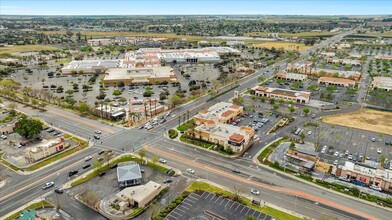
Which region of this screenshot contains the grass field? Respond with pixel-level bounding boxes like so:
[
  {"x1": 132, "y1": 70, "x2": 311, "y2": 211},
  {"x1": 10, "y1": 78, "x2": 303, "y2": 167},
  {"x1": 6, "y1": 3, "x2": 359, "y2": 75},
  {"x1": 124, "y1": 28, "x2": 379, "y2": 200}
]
[
  {"x1": 253, "y1": 42, "x2": 311, "y2": 51},
  {"x1": 245, "y1": 32, "x2": 336, "y2": 37},
  {"x1": 0, "y1": 45, "x2": 59, "y2": 55},
  {"x1": 322, "y1": 109, "x2": 392, "y2": 135}
]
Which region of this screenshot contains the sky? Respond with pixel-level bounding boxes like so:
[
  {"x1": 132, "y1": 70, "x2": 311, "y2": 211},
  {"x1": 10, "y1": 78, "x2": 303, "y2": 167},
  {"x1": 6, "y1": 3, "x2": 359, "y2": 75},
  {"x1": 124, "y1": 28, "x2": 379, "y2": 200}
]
[{"x1": 1, "y1": 0, "x2": 391, "y2": 16}]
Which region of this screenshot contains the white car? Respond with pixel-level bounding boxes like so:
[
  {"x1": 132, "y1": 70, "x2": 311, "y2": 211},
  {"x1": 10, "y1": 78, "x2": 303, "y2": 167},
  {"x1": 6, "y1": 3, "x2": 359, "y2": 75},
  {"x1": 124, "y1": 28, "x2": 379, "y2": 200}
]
[
  {"x1": 1, "y1": 135, "x2": 7, "y2": 140},
  {"x1": 348, "y1": 155, "x2": 353, "y2": 160},
  {"x1": 321, "y1": 149, "x2": 326, "y2": 154},
  {"x1": 85, "y1": 156, "x2": 92, "y2": 162},
  {"x1": 250, "y1": 188, "x2": 260, "y2": 195},
  {"x1": 94, "y1": 130, "x2": 102, "y2": 134},
  {"x1": 333, "y1": 160, "x2": 338, "y2": 165},
  {"x1": 307, "y1": 131, "x2": 312, "y2": 135},
  {"x1": 377, "y1": 148, "x2": 382, "y2": 154},
  {"x1": 42, "y1": 181, "x2": 54, "y2": 190},
  {"x1": 334, "y1": 151, "x2": 340, "y2": 157},
  {"x1": 186, "y1": 168, "x2": 195, "y2": 174},
  {"x1": 159, "y1": 158, "x2": 167, "y2": 164},
  {"x1": 370, "y1": 185, "x2": 382, "y2": 192},
  {"x1": 371, "y1": 137, "x2": 376, "y2": 142}
]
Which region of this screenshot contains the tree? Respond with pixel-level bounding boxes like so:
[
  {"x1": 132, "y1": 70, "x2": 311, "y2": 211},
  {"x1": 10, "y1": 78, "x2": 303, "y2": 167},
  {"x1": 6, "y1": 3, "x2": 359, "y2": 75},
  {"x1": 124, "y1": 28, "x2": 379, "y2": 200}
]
[
  {"x1": 169, "y1": 94, "x2": 182, "y2": 107},
  {"x1": 16, "y1": 116, "x2": 43, "y2": 139},
  {"x1": 278, "y1": 98, "x2": 284, "y2": 105},
  {"x1": 289, "y1": 106, "x2": 295, "y2": 113},
  {"x1": 78, "y1": 102, "x2": 90, "y2": 115},
  {"x1": 65, "y1": 97, "x2": 77, "y2": 108},
  {"x1": 138, "y1": 149, "x2": 147, "y2": 164},
  {"x1": 23, "y1": 96, "x2": 30, "y2": 104},
  {"x1": 232, "y1": 97, "x2": 245, "y2": 106},
  {"x1": 299, "y1": 132, "x2": 306, "y2": 140},
  {"x1": 31, "y1": 99, "x2": 38, "y2": 106},
  {"x1": 303, "y1": 108, "x2": 310, "y2": 115},
  {"x1": 152, "y1": 156, "x2": 159, "y2": 165},
  {"x1": 289, "y1": 142, "x2": 296, "y2": 150},
  {"x1": 269, "y1": 98, "x2": 275, "y2": 104},
  {"x1": 257, "y1": 76, "x2": 265, "y2": 83},
  {"x1": 112, "y1": 89, "x2": 122, "y2": 97},
  {"x1": 65, "y1": 89, "x2": 74, "y2": 96},
  {"x1": 245, "y1": 216, "x2": 255, "y2": 220},
  {"x1": 379, "y1": 154, "x2": 386, "y2": 167},
  {"x1": 272, "y1": 104, "x2": 279, "y2": 111}
]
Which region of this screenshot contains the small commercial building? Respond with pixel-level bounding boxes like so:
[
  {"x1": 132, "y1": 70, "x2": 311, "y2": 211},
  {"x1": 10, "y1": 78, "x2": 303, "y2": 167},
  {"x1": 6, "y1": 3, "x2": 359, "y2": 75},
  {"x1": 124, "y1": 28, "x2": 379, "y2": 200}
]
[
  {"x1": 94, "y1": 106, "x2": 126, "y2": 120},
  {"x1": 275, "y1": 72, "x2": 308, "y2": 82},
  {"x1": 115, "y1": 181, "x2": 162, "y2": 209},
  {"x1": 251, "y1": 86, "x2": 311, "y2": 104},
  {"x1": 327, "y1": 58, "x2": 361, "y2": 66},
  {"x1": 194, "y1": 102, "x2": 243, "y2": 126},
  {"x1": 336, "y1": 161, "x2": 392, "y2": 193},
  {"x1": 372, "y1": 77, "x2": 392, "y2": 91},
  {"x1": 117, "y1": 162, "x2": 142, "y2": 187},
  {"x1": 62, "y1": 60, "x2": 121, "y2": 75},
  {"x1": 318, "y1": 77, "x2": 356, "y2": 88},
  {"x1": 287, "y1": 61, "x2": 313, "y2": 74},
  {"x1": 25, "y1": 138, "x2": 65, "y2": 162},
  {"x1": 87, "y1": 39, "x2": 114, "y2": 46},
  {"x1": 103, "y1": 66, "x2": 178, "y2": 86},
  {"x1": 190, "y1": 122, "x2": 254, "y2": 154},
  {"x1": 0, "y1": 121, "x2": 17, "y2": 135}
]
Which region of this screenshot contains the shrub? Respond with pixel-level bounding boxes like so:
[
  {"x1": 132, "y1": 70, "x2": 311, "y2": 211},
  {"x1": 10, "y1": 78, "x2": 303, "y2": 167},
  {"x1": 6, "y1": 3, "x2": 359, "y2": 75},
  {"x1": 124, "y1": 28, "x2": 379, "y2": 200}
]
[{"x1": 168, "y1": 129, "x2": 178, "y2": 139}]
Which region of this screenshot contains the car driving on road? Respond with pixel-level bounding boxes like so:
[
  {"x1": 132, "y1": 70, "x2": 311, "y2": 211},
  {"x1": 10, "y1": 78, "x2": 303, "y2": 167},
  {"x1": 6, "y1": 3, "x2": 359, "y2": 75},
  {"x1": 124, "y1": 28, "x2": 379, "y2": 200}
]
[
  {"x1": 250, "y1": 188, "x2": 260, "y2": 195},
  {"x1": 42, "y1": 182, "x2": 54, "y2": 190}
]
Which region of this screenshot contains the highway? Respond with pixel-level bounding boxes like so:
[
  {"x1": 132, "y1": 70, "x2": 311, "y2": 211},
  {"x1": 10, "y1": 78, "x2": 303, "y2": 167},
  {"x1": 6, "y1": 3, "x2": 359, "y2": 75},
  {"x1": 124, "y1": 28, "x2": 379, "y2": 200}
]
[{"x1": 3, "y1": 29, "x2": 389, "y2": 220}]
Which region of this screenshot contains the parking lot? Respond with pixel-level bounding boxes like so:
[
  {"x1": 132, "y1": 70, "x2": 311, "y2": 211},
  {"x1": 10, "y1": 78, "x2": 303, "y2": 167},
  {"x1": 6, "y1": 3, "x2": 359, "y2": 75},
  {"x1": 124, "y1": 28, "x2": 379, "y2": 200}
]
[
  {"x1": 166, "y1": 191, "x2": 274, "y2": 220},
  {"x1": 303, "y1": 123, "x2": 392, "y2": 166}
]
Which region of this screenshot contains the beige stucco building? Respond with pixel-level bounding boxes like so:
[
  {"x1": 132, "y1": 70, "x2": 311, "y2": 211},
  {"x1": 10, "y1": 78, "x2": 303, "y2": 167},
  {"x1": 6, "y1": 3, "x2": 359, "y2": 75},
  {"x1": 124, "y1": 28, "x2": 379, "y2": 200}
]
[
  {"x1": 251, "y1": 86, "x2": 311, "y2": 104},
  {"x1": 0, "y1": 121, "x2": 17, "y2": 135},
  {"x1": 103, "y1": 66, "x2": 178, "y2": 86},
  {"x1": 318, "y1": 77, "x2": 356, "y2": 88},
  {"x1": 194, "y1": 102, "x2": 243, "y2": 126},
  {"x1": 115, "y1": 181, "x2": 162, "y2": 209},
  {"x1": 25, "y1": 138, "x2": 66, "y2": 162}
]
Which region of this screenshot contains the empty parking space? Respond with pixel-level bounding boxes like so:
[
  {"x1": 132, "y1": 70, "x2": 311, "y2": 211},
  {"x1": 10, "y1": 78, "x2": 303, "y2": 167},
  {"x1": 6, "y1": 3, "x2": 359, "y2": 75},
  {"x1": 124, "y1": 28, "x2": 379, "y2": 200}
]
[{"x1": 165, "y1": 191, "x2": 275, "y2": 220}]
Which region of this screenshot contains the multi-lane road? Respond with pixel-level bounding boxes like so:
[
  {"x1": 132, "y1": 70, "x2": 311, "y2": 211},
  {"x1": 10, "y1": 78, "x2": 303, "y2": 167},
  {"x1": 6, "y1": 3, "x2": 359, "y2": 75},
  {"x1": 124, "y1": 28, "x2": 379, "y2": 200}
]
[{"x1": 2, "y1": 29, "x2": 390, "y2": 220}]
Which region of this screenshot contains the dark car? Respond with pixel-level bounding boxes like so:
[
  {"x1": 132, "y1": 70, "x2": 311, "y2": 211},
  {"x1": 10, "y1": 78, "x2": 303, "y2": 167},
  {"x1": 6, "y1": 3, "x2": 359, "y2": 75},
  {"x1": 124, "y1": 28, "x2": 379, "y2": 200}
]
[
  {"x1": 163, "y1": 179, "x2": 172, "y2": 183},
  {"x1": 82, "y1": 164, "x2": 91, "y2": 169},
  {"x1": 98, "y1": 150, "x2": 106, "y2": 155},
  {"x1": 68, "y1": 170, "x2": 78, "y2": 177},
  {"x1": 98, "y1": 157, "x2": 104, "y2": 162},
  {"x1": 110, "y1": 164, "x2": 118, "y2": 169},
  {"x1": 98, "y1": 171, "x2": 106, "y2": 177},
  {"x1": 94, "y1": 135, "x2": 100, "y2": 140},
  {"x1": 385, "y1": 140, "x2": 390, "y2": 145},
  {"x1": 54, "y1": 187, "x2": 64, "y2": 194}
]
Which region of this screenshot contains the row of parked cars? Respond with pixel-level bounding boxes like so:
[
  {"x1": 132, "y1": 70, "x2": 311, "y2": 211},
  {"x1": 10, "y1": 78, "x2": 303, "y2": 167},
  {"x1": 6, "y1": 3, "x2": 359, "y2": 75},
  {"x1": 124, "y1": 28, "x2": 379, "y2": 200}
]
[
  {"x1": 141, "y1": 112, "x2": 171, "y2": 130},
  {"x1": 338, "y1": 176, "x2": 382, "y2": 192}
]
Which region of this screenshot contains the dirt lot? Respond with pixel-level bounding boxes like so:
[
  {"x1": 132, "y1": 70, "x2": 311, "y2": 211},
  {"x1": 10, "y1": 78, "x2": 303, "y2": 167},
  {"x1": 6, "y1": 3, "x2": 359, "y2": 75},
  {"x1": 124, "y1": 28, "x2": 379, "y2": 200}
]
[
  {"x1": 0, "y1": 45, "x2": 59, "y2": 55},
  {"x1": 322, "y1": 109, "x2": 392, "y2": 135},
  {"x1": 253, "y1": 41, "x2": 311, "y2": 51}
]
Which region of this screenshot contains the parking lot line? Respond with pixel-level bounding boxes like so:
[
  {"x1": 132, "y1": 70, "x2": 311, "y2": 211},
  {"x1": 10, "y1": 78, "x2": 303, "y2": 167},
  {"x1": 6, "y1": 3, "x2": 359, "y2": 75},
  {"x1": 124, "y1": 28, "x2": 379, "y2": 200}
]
[
  {"x1": 235, "y1": 203, "x2": 241, "y2": 211},
  {"x1": 175, "y1": 207, "x2": 186, "y2": 213},
  {"x1": 225, "y1": 200, "x2": 231, "y2": 206},
  {"x1": 240, "y1": 206, "x2": 246, "y2": 213},
  {"x1": 246, "y1": 208, "x2": 251, "y2": 215},
  {"x1": 182, "y1": 201, "x2": 193, "y2": 207},
  {"x1": 257, "y1": 212, "x2": 262, "y2": 219},
  {"x1": 186, "y1": 198, "x2": 196, "y2": 203},
  {"x1": 205, "y1": 193, "x2": 211, "y2": 199},
  {"x1": 215, "y1": 196, "x2": 221, "y2": 203},
  {"x1": 230, "y1": 202, "x2": 236, "y2": 209},
  {"x1": 167, "y1": 214, "x2": 179, "y2": 220},
  {"x1": 220, "y1": 198, "x2": 225, "y2": 205},
  {"x1": 201, "y1": 191, "x2": 206, "y2": 198},
  {"x1": 191, "y1": 193, "x2": 201, "y2": 197},
  {"x1": 171, "y1": 211, "x2": 183, "y2": 217},
  {"x1": 189, "y1": 195, "x2": 200, "y2": 200},
  {"x1": 209, "y1": 194, "x2": 216, "y2": 202},
  {"x1": 249, "y1": 210, "x2": 255, "y2": 217}
]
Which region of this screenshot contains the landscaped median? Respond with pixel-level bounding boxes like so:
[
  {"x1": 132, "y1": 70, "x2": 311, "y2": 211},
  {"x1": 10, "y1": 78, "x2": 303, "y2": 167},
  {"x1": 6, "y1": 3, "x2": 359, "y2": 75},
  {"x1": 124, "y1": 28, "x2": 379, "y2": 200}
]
[
  {"x1": 4, "y1": 200, "x2": 54, "y2": 220},
  {"x1": 154, "y1": 180, "x2": 301, "y2": 220},
  {"x1": 70, "y1": 154, "x2": 174, "y2": 187},
  {"x1": 0, "y1": 136, "x2": 88, "y2": 172}
]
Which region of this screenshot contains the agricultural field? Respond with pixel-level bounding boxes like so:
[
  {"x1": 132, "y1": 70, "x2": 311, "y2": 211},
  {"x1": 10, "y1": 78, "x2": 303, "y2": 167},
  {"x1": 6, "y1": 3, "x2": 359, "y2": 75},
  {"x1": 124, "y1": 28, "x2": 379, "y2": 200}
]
[
  {"x1": 322, "y1": 109, "x2": 392, "y2": 135},
  {"x1": 0, "y1": 45, "x2": 59, "y2": 55},
  {"x1": 253, "y1": 41, "x2": 311, "y2": 51}
]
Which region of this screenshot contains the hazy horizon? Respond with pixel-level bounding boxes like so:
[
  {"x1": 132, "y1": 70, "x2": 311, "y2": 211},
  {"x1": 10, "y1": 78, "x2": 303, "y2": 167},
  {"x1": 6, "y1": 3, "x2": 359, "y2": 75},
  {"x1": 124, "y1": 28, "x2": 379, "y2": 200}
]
[{"x1": 2, "y1": 0, "x2": 392, "y2": 16}]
